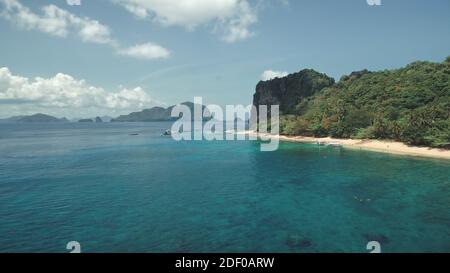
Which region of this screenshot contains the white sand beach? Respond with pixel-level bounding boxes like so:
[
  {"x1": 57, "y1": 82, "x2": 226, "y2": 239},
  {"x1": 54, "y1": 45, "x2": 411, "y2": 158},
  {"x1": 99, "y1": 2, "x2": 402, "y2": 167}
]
[{"x1": 239, "y1": 131, "x2": 450, "y2": 160}]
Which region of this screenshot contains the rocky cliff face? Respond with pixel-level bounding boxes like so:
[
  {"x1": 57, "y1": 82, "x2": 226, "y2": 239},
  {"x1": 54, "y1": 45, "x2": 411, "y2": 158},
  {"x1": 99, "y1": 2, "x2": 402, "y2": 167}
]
[{"x1": 253, "y1": 69, "x2": 335, "y2": 114}]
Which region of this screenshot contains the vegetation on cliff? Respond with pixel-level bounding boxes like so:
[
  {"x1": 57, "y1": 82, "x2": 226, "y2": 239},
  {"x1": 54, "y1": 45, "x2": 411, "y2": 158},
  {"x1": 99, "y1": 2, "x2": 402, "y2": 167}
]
[{"x1": 253, "y1": 57, "x2": 450, "y2": 148}]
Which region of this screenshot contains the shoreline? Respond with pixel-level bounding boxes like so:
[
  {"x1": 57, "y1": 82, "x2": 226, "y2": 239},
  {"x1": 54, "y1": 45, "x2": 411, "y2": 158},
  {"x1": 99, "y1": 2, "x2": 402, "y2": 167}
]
[{"x1": 240, "y1": 131, "x2": 450, "y2": 160}]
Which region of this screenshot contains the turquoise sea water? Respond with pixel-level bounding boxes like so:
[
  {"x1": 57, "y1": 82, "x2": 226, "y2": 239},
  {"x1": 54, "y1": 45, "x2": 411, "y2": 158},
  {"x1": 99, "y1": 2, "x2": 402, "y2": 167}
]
[{"x1": 0, "y1": 122, "x2": 449, "y2": 253}]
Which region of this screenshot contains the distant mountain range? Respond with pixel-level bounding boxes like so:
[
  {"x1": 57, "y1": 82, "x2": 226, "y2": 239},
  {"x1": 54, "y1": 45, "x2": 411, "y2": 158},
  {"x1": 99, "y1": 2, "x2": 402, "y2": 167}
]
[
  {"x1": 111, "y1": 101, "x2": 210, "y2": 122},
  {"x1": 1, "y1": 113, "x2": 68, "y2": 123},
  {"x1": 0, "y1": 102, "x2": 210, "y2": 123},
  {"x1": 70, "y1": 116, "x2": 112, "y2": 123},
  {"x1": 78, "y1": 117, "x2": 107, "y2": 123}
]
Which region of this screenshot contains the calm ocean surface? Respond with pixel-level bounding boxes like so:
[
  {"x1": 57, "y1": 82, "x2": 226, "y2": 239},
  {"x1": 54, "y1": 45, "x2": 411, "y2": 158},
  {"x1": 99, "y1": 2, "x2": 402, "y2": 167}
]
[{"x1": 0, "y1": 122, "x2": 449, "y2": 253}]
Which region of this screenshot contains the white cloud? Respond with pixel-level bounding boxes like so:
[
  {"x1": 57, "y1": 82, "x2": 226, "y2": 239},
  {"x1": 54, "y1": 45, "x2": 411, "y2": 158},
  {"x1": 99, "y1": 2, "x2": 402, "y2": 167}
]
[
  {"x1": 114, "y1": 0, "x2": 258, "y2": 42},
  {"x1": 0, "y1": 67, "x2": 158, "y2": 117},
  {"x1": 74, "y1": 16, "x2": 114, "y2": 44},
  {"x1": 220, "y1": 0, "x2": 257, "y2": 43},
  {"x1": 0, "y1": 0, "x2": 171, "y2": 60},
  {"x1": 0, "y1": 0, "x2": 113, "y2": 44},
  {"x1": 122, "y1": 3, "x2": 148, "y2": 19},
  {"x1": 261, "y1": 70, "x2": 289, "y2": 81},
  {"x1": 120, "y1": 42, "x2": 171, "y2": 60}
]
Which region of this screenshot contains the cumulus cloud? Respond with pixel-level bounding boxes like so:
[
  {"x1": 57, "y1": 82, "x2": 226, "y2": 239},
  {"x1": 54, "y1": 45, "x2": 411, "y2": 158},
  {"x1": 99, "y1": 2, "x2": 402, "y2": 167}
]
[
  {"x1": 119, "y1": 42, "x2": 171, "y2": 60},
  {"x1": 261, "y1": 70, "x2": 289, "y2": 81},
  {"x1": 0, "y1": 0, "x2": 170, "y2": 60},
  {"x1": 0, "y1": 0, "x2": 113, "y2": 44},
  {"x1": 0, "y1": 67, "x2": 158, "y2": 117},
  {"x1": 122, "y1": 2, "x2": 148, "y2": 19},
  {"x1": 114, "y1": 0, "x2": 258, "y2": 42},
  {"x1": 220, "y1": 0, "x2": 257, "y2": 43}
]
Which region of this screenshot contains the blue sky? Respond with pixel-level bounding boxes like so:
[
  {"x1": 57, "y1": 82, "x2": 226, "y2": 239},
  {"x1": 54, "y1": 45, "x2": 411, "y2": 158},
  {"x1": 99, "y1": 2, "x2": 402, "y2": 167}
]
[{"x1": 0, "y1": 0, "x2": 449, "y2": 118}]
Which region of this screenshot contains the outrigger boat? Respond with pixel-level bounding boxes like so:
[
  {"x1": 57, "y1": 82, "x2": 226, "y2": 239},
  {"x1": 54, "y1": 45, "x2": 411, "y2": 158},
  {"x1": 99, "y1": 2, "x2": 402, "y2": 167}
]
[{"x1": 327, "y1": 142, "x2": 342, "y2": 147}]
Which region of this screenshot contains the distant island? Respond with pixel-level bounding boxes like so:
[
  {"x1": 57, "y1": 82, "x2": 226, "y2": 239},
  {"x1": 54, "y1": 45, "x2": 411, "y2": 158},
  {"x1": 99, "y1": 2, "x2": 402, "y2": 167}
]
[
  {"x1": 78, "y1": 119, "x2": 94, "y2": 123},
  {"x1": 0, "y1": 102, "x2": 210, "y2": 123},
  {"x1": 1, "y1": 113, "x2": 68, "y2": 123},
  {"x1": 111, "y1": 101, "x2": 210, "y2": 122},
  {"x1": 253, "y1": 57, "x2": 450, "y2": 149},
  {"x1": 78, "y1": 117, "x2": 103, "y2": 123}
]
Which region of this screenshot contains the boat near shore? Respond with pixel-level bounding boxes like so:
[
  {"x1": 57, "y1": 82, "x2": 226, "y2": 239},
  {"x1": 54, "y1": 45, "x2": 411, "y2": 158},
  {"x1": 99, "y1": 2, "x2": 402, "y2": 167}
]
[
  {"x1": 328, "y1": 142, "x2": 343, "y2": 148},
  {"x1": 237, "y1": 131, "x2": 450, "y2": 160},
  {"x1": 316, "y1": 141, "x2": 342, "y2": 147}
]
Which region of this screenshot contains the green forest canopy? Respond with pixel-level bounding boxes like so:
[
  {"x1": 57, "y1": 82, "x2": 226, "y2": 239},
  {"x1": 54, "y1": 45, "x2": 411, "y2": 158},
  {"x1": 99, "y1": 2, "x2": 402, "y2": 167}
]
[{"x1": 275, "y1": 57, "x2": 450, "y2": 148}]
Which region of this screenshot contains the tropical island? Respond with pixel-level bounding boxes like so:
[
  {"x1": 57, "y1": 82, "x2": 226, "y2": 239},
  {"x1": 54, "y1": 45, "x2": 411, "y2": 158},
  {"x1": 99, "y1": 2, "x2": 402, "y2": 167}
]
[
  {"x1": 0, "y1": 113, "x2": 68, "y2": 123},
  {"x1": 252, "y1": 57, "x2": 450, "y2": 159},
  {"x1": 111, "y1": 101, "x2": 210, "y2": 122}
]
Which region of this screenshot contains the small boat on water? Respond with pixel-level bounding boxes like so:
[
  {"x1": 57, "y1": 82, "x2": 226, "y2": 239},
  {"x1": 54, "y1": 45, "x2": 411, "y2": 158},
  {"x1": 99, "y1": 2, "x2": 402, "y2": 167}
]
[
  {"x1": 161, "y1": 129, "x2": 171, "y2": 136},
  {"x1": 328, "y1": 142, "x2": 342, "y2": 147},
  {"x1": 316, "y1": 141, "x2": 326, "y2": 146}
]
